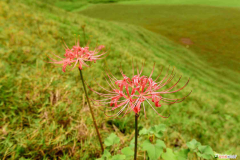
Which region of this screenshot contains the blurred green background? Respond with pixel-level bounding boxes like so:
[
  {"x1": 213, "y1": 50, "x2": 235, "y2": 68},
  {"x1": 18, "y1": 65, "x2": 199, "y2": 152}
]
[{"x1": 0, "y1": 0, "x2": 239, "y2": 159}]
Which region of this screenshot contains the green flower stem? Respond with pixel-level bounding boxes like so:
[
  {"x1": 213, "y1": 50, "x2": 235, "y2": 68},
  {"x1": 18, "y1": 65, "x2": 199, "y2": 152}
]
[
  {"x1": 79, "y1": 68, "x2": 104, "y2": 153},
  {"x1": 134, "y1": 113, "x2": 139, "y2": 160},
  {"x1": 81, "y1": 25, "x2": 87, "y2": 46}
]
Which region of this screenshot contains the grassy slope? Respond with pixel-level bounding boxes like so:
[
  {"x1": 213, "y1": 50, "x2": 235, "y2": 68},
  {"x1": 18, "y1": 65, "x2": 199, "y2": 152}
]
[
  {"x1": 118, "y1": 0, "x2": 240, "y2": 8},
  {"x1": 52, "y1": 0, "x2": 240, "y2": 10},
  {"x1": 0, "y1": 0, "x2": 239, "y2": 159},
  {"x1": 53, "y1": 0, "x2": 134, "y2": 12},
  {"x1": 79, "y1": 4, "x2": 240, "y2": 80}
]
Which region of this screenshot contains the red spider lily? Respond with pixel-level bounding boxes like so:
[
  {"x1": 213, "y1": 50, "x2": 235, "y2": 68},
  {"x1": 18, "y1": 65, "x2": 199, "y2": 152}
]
[
  {"x1": 90, "y1": 63, "x2": 191, "y2": 119},
  {"x1": 48, "y1": 40, "x2": 106, "y2": 72}
]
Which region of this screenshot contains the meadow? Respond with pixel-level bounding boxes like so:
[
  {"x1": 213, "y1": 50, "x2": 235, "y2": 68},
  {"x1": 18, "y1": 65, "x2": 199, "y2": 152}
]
[
  {"x1": 0, "y1": 0, "x2": 239, "y2": 159},
  {"x1": 79, "y1": 3, "x2": 240, "y2": 82},
  {"x1": 117, "y1": 0, "x2": 240, "y2": 8}
]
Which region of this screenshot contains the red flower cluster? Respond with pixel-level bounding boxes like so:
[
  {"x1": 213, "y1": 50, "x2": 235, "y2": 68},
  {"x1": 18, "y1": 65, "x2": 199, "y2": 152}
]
[
  {"x1": 48, "y1": 40, "x2": 105, "y2": 72},
  {"x1": 91, "y1": 64, "x2": 191, "y2": 119}
]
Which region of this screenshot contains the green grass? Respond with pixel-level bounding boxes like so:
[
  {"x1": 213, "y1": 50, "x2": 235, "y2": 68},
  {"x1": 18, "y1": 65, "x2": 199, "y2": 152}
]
[
  {"x1": 79, "y1": 4, "x2": 240, "y2": 83},
  {"x1": 0, "y1": 0, "x2": 239, "y2": 159},
  {"x1": 54, "y1": 1, "x2": 89, "y2": 12},
  {"x1": 53, "y1": 0, "x2": 135, "y2": 12},
  {"x1": 118, "y1": 0, "x2": 240, "y2": 8}
]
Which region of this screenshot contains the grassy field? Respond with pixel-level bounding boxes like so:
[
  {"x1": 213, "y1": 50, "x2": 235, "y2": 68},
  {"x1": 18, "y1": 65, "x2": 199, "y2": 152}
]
[
  {"x1": 53, "y1": 0, "x2": 134, "y2": 12},
  {"x1": 118, "y1": 0, "x2": 240, "y2": 8},
  {"x1": 79, "y1": 4, "x2": 240, "y2": 82},
  {"x1": 0, "y1": 0, "x2": 239, "y2": 159},
  {"x1": 53, "y1": 0, "x2": 240, "y2": 12}
]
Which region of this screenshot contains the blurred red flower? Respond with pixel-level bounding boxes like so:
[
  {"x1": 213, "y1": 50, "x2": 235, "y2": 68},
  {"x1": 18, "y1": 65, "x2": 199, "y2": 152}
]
[{"x1": 48, "y1": 40, "x2": 106, "y2": 72}]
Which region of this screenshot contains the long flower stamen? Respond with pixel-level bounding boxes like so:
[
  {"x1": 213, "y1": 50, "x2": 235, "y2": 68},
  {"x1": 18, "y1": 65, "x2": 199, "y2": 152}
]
[{"x1": 145, "y1": 99, "x2": 169, "y2": 118}]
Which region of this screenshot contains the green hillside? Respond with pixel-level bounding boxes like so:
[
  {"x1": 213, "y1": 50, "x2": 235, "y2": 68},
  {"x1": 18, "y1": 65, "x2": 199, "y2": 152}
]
[
  {"x1": 52, "y1": 0, "x2": 240, "y2": 12},
  {"x1": 118, "y1": 0, "x2": 240, "y2": 8},
  {"x1": 0, "y1": 0, "x2": 239, "y2": 159},
  {"x1": 79, "y1": 4, "x2": 240, "y2": 83}
]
